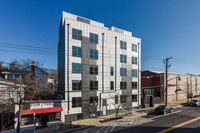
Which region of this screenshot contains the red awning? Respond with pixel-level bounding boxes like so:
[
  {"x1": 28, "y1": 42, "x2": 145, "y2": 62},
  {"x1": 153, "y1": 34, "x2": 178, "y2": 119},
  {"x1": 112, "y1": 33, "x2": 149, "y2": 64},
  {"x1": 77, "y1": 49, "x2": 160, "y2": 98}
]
[{"x1": 21, "y1": 107, "x2": 63, "y2": 115}]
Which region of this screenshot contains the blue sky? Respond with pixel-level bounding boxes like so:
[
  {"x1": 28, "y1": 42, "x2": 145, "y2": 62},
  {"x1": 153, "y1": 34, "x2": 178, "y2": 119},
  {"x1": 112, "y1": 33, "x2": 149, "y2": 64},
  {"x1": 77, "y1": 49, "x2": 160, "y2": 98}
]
[{"x1": 0, "y1": 0, "x2": 200, "y2": 74}]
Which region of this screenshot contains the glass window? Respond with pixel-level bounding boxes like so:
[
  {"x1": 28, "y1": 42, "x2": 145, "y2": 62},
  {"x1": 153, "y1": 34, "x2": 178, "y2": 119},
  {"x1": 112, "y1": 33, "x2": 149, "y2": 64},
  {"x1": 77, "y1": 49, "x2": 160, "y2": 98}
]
[
  {"x1": 120, "y1": 41, "x2": 127, "y2": 50},
  {"x1": 132, "y1": 95, "x2": 137, "y2": 102},
  {"x1": 72, "y1": 80, "x2": 82, "y2": 90},
  {"x1": 132, "y1": 44, "x2": 138, "y2": 52},
  {"x1": 120, "y1": 95, "x2": 127, "y2": 103},
  {"x1": 72, "y1": 28, "x2": 82, "y2": 40},
  {"x1": 110, "y1": 81, "x2": 114, "y2": 90},
  {"x1": 115, "y1": 95, "x2": 118, "y2": 104},
  {"x1": 90, "y1": 96, "x2": 98, "y2": 106},
  {"x1": 72, "y1": 46, "x2": 82, "y2": 57},
  {"x1": 120, "y1": 82, "x2": 127, "y2": 89},
  {"x1": 132, "y1": 57, "x2": 137, "y2": 64},
  {"x1": 90, "y1": 65, "x2": 98, "y2": 75},
  {"x1": 132, "y1": 82, "x2": 137, "y2": 89},
  {"x1": 111, "y1": 67, "x2": 114, "y2": 76},
  {"x1": 90, "y1": 49, "x2": 98, "y2": 60},
  {"x1": 90, "y1": 33, "x2": 98, "y2": 44},
  {"x1": 120, "y1": 55, "x2": 127, "y2": 63},
  {"x1": 72, "y1": 97, "x2": 82, "y2": 108},
  {"x1": 120, "y1": 68, "x2": 127, "y2": 76},
  {"x1": 90, "y1": 81, "x2": 98, "y2": 90},
  {"x1": 72, "y1": 63, "x2": 82, "y2": 74},
  {"x1": 132, "y1": 69, "x2": 138, "y2": 77}
]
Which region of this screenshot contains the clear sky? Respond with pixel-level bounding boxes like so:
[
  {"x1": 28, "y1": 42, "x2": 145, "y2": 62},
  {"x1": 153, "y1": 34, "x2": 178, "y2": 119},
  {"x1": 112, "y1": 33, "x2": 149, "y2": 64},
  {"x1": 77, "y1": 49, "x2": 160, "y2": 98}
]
[{"x1": 0, "y1": 0, "x2": 200, "y2": 74}]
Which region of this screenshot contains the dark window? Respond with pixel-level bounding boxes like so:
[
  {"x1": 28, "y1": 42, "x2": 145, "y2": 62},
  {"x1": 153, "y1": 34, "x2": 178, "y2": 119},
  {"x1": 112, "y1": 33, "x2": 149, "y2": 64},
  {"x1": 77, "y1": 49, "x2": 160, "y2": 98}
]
[
  {"x1": 90, "y1": 81, "x2": 98, "y2": 90},
  {"x1": 72, "y1": 97, "x2": 82, "y2": 108},
  {"x1": 120, "y1": 68, "x2": 127, "y2": 76},
  {"x1": 120, "y1": 82, "x2": 127, "y2": 89},
  {"x1": 115, "y1": 95, "x2": 118, "y2": 104},
  {"x1": 132, "y1": 56, "x2": 137, "y2": 64},
  {"x1": 132, "y1": 69, "x2": 137, "y2": 77},
  {"x1": 132, "y1": 44, "x2": 137, "y2": 52},
  {"x1": 157, "y1": 91, "x2": 161, "y2": 96},
  {"x1": 120, "y1": 55, "x2": 127, "y2": 63},
  {"x1": 72, "y1": 28, "x2": 82, "y2": 40},
  {"x1": 132, "y1": 82, "x2": 137, "y2": 89},
  {"x1": 90, "y1": 96, "x2": 98, "y2": 106},
  {"x1": 111, "y1": 67, "x2": 114, "y2": 76},
  {"x1": 90, "y1": 33, "x2": 98, "y2": 44},
  {"x1": 120, "y1": 95, "x2": 127, "y2": 103},
  {"x1": 120, "y1": 41, "x2": 127, "y2": 50},
  {"x1": 103, "y1": 99, "x2": 107, "y2": 106},
  {"x1": 132, "y1": 95, "x2": 137, "y2": 102},
  {"x1": 90, "y1": 65, "x2": 98, "y2": 75},
  {"x1": 90, "y1": 49, "x2": 98, "y2": 60},
  {"x1": 72, "y1": 46, "x2": 82, "y2": 57},
  {"x1": 72, "y1": 63, "x2": 82, "y2": 73},
  {"x1": 110, "y1": 81, "x2": 114, "y2": 90},
  {"x1": 72, "y1": 80, "x2": 82, "y2": 90}
]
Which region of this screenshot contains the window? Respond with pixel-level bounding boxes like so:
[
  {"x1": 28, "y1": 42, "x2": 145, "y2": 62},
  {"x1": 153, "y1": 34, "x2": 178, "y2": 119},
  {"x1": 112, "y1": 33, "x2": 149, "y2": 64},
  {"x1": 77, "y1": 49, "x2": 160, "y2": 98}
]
[
  {"x1": 111, "y1": 67, "x2": 114, "y2": 76},
  {"x1": 72, "y1": 97, "x2": 82, "y2": 108},
  {"x1": 90, "y1": 96, "x2": 98, "y2": 106},
  {"x1": 90, "y1": 33, "x2": 98, "y2": 44},
  {"x1": 90, "y1": 81, "x2": 98, "y2": 90},
  {"x1": 132, "y1": 44, "x2": 137, "y2": 52},
  {"x1": 120, "y1": 68, "x2": 127, "y2": 76},
  {"x1": 110, "y1": 81, "x2": 114, "y2": 90},
  {"x1": 90, "y1": 49, "x2": 98, "y2": 60},
  {"x1": 72, "y1": 63, "x2": 82, "y2": 73},
  {"x1": 132, "y1": 69, "x2": 138, "y2": 77},
  {"x1": 120, "y1": 41, "x2": 127, "y2": 50},
  {"x1": 115, "y1": 95, "x2": 118, "y2": 104},
  {"x1": 132, "y1": 57, "x2": 137, "y2": 64},
  {"x1": 72, "y1": 46, "x2": 82, "y2": 57},
  {"x1": 72, "y1": 80, "x2": 82, "y2": 90},
  {"x1": 90, "y1": 65, "x2": 98, "y2": 75},
  {"x1": 120, "y1": 82, "x2": 127, "y2": 89},
  {"x1": 120, "y1": 55, "x2": 127, "y2": 63},
  {"x1": 120, "y1": 95, "x2": 127, "y2": 103},
  {"x1": 132, "y1": 82, "x2": 137, "y2": 89},
  {"x1": 132, "y1": 95, "x2": 137, "y2": 102},
  {"x1": 15, "y1": 75, "x2": 20, "y2": 79},
  {"x1": 72, "y1": 28, "x2": 82, "y2": 40}
]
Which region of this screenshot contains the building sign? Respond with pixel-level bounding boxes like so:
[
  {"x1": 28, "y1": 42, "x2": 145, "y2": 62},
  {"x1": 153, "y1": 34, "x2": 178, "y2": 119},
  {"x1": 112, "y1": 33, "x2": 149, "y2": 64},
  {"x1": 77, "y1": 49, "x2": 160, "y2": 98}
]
[
  {"x1": 30, "y1": 102, "x2": 53, "y2": 109},
  {"x1": 144, "y1": 89, "x2": 151, "y2": 95}
]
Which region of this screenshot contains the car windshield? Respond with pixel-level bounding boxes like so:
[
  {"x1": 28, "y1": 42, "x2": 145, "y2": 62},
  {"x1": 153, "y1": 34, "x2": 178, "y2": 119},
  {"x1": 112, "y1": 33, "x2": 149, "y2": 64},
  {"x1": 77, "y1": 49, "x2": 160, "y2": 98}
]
[
  {"x1": 191, "y1": 100, "x2": 198, "y2": 102},
  {"x1": 157, "y1": 106, "x2": 166, "y2": 109}
]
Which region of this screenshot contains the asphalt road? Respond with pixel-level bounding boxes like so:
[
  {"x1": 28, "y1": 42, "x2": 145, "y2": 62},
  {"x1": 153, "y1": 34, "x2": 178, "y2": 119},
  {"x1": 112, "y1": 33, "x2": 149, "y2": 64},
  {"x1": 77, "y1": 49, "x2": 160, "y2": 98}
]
[{"x1": 115, "y1": 106, "x2": 200, "y2": 133}]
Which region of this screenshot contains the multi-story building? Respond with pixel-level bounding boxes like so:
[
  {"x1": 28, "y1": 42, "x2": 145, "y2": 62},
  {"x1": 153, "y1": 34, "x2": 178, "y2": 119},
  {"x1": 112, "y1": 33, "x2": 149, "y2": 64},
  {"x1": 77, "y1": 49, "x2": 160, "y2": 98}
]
[
  {"x1": 141, "y1": 70, "x2": 200, "y2": 107},
  {"x1": 58, "y1": 11, "x2": 141, "y2": 122}
]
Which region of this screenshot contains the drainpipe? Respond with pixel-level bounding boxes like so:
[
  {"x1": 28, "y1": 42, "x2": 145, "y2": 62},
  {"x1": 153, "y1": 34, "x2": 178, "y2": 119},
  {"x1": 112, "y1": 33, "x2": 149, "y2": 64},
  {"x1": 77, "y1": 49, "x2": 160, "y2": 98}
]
[
  {"x1": 137, "y1": 42, "x2": 140, "y2": 108},
  {"x1": 67, "y1": 24, "x2": 70, "y2": 113},
  {"x1": 115, "y1": 36, "x2": 117, "y2": 92}
]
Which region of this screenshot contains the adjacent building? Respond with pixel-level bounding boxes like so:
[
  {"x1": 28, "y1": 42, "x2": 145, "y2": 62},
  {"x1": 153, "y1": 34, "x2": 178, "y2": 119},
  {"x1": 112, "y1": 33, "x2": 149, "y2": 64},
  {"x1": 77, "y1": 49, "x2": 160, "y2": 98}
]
[
  {"x1": 141, "y1": 70, "x2": 200, "y2": 107},
  {"x1": 58, "y1": 11, "x2": 141, "y2": 122}
]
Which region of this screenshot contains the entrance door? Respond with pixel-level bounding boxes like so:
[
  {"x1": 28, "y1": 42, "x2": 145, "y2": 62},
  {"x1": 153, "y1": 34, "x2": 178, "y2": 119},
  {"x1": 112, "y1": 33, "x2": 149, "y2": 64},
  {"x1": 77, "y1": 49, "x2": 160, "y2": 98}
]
[{"x1": 102, "y1": 99, "x2": 107, "y2": 116}]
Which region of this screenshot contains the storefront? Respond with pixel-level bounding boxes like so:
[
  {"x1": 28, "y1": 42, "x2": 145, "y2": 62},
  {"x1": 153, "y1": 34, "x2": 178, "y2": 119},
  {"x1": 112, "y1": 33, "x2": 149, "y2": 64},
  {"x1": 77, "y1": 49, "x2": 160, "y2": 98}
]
[{"x1": 21, "y1": 102, "x2": 63, "y2": 127}]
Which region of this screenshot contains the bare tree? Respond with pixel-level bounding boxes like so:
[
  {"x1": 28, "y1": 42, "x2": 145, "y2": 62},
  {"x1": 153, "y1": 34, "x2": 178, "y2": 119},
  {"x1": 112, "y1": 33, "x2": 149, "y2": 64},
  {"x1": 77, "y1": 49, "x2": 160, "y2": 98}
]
[
  {"x1": 0, "y1": 72, "x2": 52, "y2": 133},
  {"x1": 180, "y1": 79, "x2": 192, "y2": 103}
]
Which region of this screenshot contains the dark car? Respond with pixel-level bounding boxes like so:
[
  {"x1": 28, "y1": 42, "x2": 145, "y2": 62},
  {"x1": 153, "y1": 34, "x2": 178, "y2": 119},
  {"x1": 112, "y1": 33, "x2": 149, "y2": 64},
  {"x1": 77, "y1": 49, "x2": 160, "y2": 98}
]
[
  {"x1": 154, "y1": 105, "x2": 173, "y2": 115},
  {"x1": 188, "y1": 100, "x2": 199, "y2": 106}
]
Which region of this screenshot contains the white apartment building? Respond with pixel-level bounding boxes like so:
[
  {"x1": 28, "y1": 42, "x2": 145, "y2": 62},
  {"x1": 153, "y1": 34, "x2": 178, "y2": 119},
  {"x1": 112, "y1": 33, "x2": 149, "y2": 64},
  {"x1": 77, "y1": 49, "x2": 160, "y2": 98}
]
[{"x1": 58, "y1": 11, "x2": 141, "y2": 122}]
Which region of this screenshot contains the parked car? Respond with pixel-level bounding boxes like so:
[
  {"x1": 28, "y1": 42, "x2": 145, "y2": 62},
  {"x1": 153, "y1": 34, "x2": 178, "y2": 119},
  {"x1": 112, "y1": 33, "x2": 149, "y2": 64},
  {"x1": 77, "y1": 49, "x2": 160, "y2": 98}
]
[
  {"x1": 188, "y1": 99, "x2": 200, "y2": 106},
  {"x1": 154, "y1": 105, "x2": 173, "y2": 115}
]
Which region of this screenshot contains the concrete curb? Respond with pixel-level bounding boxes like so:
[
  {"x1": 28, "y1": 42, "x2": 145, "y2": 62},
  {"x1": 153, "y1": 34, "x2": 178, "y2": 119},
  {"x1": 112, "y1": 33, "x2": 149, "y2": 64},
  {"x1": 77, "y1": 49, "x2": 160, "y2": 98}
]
[{"x1": 59, "y1": 126, "x2": 94, "y2": 133}]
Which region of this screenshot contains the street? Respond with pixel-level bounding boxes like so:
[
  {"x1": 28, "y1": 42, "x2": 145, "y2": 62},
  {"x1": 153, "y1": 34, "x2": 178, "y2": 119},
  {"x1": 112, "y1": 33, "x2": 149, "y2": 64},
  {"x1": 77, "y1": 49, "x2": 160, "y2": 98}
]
[{"x1": 71, "y1": 106, "x2": 200, "y2": 133}]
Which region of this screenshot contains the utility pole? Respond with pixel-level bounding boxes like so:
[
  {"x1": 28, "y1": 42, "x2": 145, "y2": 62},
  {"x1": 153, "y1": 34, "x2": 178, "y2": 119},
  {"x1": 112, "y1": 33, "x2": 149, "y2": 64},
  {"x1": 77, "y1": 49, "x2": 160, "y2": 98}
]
[{"x1": 163, "y1": 57, "x2": 173, "y2": 106}]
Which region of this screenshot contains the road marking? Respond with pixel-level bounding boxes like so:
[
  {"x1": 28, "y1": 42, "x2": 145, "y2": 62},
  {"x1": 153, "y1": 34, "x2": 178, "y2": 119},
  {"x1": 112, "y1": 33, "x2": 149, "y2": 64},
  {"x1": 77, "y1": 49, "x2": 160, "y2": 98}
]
[
  {"x1": 150, "y1": 110, "x2": 182, "y2": 120},
  {"x1": 96, "y1": 126, "x2": 106, "y2": 133},
  {"x1": 157, "y1": 116, "x2": 200, "y2": 133}
]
